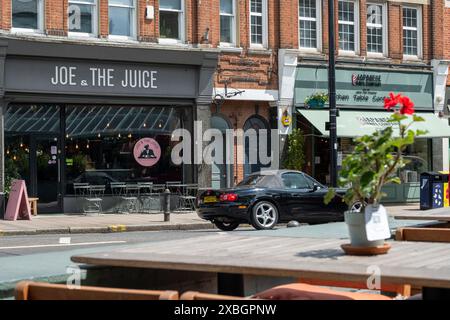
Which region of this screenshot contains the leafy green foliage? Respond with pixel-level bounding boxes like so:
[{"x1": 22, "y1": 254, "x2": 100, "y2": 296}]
[
  {"x1": 283, "y1": 128, "x2": 305, "y2": 171},
  {"x1": 324, "y1": 113, "x2": 425, "y2": 212},
  {"x1": 4, "y1": 158, "x2": 21, "y2": 195},
  {"x1": 304, "y1": 92, "x2": 329, "y2": 106}
]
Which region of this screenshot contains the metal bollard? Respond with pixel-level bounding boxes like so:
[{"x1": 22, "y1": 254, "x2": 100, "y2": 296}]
[{"x1": 163, "y1": 188, "x2": 171, "y2": 222}]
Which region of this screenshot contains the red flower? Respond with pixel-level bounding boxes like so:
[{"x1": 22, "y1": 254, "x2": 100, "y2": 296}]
[
  {"x1": 384, "y1": 92, "x2": 402, "y2": 110},
  {"x1": 400, "y1": 96, "x2": 415, "y2": 115}
]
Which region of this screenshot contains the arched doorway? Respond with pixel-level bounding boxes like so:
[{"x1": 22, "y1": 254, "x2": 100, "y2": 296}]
[
  {"x1": 244, "y1": 115, "x2": 270, "y2": 177},
  {"x1": 211, "y1": 115, "x2": 232, "y2": 189}
]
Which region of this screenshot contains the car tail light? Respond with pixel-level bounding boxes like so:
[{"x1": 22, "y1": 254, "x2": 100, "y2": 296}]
[{"x1": 219, "y1": 193, "x2": 238, "y2": 202}]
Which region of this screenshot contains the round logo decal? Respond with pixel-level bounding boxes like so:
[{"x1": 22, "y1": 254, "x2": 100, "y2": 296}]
[{"x1": 133, "y1": 138, "x2": 161, "y2": 167}]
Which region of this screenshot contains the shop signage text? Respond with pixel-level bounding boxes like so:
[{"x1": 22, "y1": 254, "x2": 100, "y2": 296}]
[
  {"x1": 294, "y1": 66, "x2": 433, "y2": 110},
  {"x1": 50, "y1": 66, "x2": 158, "y2": 89},
  {"x1": 351, "y1": 74, "x2": 381, "y2": 87},
  {"x1": 356, "y1": 116, "x2": 398, "y2": 128},
  {"x1": 4, "y1": 58, "x2": 198, "y2": 98}
]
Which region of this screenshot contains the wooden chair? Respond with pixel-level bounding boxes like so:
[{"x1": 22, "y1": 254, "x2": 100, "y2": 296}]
[
  {"x1": 296, "y1": 278, "x2": 411, "y2": 298},
  {"x1": 180, "y1": 291, "x2": 255, "y2": 300},
  {"x1": 15, "y1": 281, "x2": 179, "y2": 300},
  {"x1": 28, "y1": 198, "x2": 39, "y2": 216}
]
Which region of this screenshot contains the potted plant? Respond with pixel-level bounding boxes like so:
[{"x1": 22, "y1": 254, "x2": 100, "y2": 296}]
[
  {"x1": 283, "y1": 128, "x2": 305, "y2": 171},
  {"x1": 324, "y1": 93, "x2": 426, "y2": 249},
  {"x1": 304, "y1": 92, "x2": 329, "y2": 108}
]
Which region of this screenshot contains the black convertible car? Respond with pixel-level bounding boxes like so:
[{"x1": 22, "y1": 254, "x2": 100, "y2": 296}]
[{"x1": 196, "y1": 170, "x2": 360, "y2": 231}]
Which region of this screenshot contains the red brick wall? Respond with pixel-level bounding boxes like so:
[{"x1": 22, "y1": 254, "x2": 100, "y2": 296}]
[
  {"x1": 445, "y1": 7, "x2": 450, "y2": 86},
  {"x1": 98, "y1": 0, "x2": 108, "y2": 38},
  {"x1": 46, "y1": 0, "x2": 67, "y2": 36},
  {"x1": 0, "y1": 1, "x2": 445, "y2": 82},
  {"x1": 279, "y1": 0, "x2": 298, "y2": 49},
  {"x1": 0, "y1": 0, "x2": 11, "y2": 30},
  {"x1": 216, "y1": 101, "x2": 271, "y2": 183},
  {"x1": 422, "y1": 3, "x2": 432, "y2": 61},
  {"x1": 138, "y1": 0, "x2": 157, "y2": 42},
  {"x1": 445, "y1": 7, "x2": 450, "y2": 59},
  {"x1": 214, "y1": 1, "x2": 279, "y2": 92},
  {"x1": 386, "y1": 2, "x2": 402, "y2": 60}
]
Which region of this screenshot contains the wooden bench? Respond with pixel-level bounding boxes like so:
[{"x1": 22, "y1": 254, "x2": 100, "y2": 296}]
[
  {"x1": 15, "y1": 281, "x2": 179, "y2": 300},
  {"x1": 28, "y1": 197, "x2": 39, "y2": 216},
  {"x1": 396, "y1": 222, "x2": 450, "y2": 243}
]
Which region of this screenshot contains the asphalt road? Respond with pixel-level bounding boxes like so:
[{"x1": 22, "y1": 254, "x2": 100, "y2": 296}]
[
  {"x1": 0, "y1": 228, "x2": 259, "y2": 285},
  {"x1": 0, "y1": 217, "x2": 428, "y2": 289}
]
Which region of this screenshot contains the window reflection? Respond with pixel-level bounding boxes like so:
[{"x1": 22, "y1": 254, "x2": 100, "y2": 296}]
[
  {"x1": 12, "y1": 0, "x2": 40, "y2": 30},
  {"x1": 65, "y1": 105, "x2": 183, "y2": 194}
]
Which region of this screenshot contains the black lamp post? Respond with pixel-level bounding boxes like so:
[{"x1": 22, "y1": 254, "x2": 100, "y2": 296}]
[{"x1": 328, "y1": 0, "x2": 338, "y2": 188}]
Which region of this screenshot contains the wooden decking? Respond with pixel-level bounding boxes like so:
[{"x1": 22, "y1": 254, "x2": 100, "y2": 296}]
[{"x1": 72, "y1": 234, "x2": 450, "y2": 290}]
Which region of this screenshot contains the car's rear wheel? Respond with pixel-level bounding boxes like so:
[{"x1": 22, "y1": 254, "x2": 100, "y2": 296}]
[
  {"x1": 213, "y1": 221, "x2": 240, "y2": 231},
  {"x1": 251, "y1": 201, "x2": 279, "y2": 230}
]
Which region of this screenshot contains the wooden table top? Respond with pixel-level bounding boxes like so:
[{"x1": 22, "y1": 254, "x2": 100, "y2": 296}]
[
  {"x1": 71, "y1": 234, "x2": 450, "y2": 289},
  {"x1": 393, "y1": 207, "x2": 450, "y2": 221}
]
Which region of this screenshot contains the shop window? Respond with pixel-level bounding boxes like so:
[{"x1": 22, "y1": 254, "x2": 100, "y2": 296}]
[
  {"x1": 220, "y1": 0, "x2": 236, "y2": 46},
  {"x1": 249, "y1": 0, "x2": 268, "y2": 48},
  {"x1": 64, "y1": 105, "x2": 183, "y2": 195},
  {"x1": 159, "y1": 0, "x2": 185, "y2": 43},
  {"x1": 4, "y1": 104, "x2": 61, "y2": 203},
  {"x1": 399, "y1": 139, "x2": 430, "y2": 183},
  {"x1": 109, "y1": 0, "x2": 136, "y2": 39},
  {"x1": 298, "y1": 0, "x2": 321, "y2": 51},
  {"x1": 402, "y1": 6, "x2": 422, "y2": 59},
  {"x1": 366, "y1": 3, "x2": 387, "y2": 56},
  {"x1": 11, "y1": 0, "x2": 44, "y2": 32},
  {"x1": 68, "y1": 0, "x2": 98, "y2": 36},
  {"x1": 338, "y1": 0, "x2": 359, "y2": 54}
]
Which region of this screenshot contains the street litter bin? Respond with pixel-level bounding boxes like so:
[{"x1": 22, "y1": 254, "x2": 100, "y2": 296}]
[{"x1": 420, "y1": 172, "x2": 448, "y2": 210}]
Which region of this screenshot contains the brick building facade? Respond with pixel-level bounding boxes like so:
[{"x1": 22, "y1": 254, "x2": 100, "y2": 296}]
[{"x1": 0, "y1": 1, "x2": 450, "y2": 207}]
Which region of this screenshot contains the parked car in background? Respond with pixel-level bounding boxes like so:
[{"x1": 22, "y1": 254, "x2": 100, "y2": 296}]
[{"x1": 196, "y1": 170, "x2": 359, "y2": 231}]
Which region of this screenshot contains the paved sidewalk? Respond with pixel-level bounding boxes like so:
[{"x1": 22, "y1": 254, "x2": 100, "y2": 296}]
[
  {"x1": 0, "y1": 203, "x2": 420, "y2": 237},
  {"x1": 0, "y1": 212, "x2": 213, "y2": 236}
]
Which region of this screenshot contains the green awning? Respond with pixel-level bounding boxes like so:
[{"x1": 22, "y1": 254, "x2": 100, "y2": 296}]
[{"x1": 297, "y1": 109, "x2": 450, "y2": 138}]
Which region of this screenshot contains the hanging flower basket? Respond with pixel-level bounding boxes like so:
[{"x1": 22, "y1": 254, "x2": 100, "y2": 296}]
[{"x1": 304, "y1": 92, "x2": 328, "y2": 109}]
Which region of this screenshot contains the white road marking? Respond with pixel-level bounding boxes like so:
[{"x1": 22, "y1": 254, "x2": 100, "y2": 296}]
[
  {"x1": 0, "y1": 240, "x2": 127, "y2": 250},
  {"x1": 59, "y1": 237, "x2": 72, "y2": 244}
]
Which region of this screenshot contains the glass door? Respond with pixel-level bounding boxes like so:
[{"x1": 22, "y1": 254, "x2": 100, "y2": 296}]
[{"x1": 30, "y1": 135, "x2": 62, "y2": 213}]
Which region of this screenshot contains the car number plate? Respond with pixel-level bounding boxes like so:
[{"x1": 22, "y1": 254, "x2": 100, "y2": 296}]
[{"x1": 204, "y1": 196, "x2": 218, "y2": 203}]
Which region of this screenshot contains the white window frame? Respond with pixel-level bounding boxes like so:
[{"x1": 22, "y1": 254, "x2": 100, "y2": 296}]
[
  {"x1": 108, "y1": 0, "x2": 137, "y2": 41},
  {"x1": 338, "y1": 0, "x2": 360, "y2": 56},
  {"x1": 11, "y1": 0, "x2": 45, "y2": 34},
  {"x1": 402, "y1": 5, "x2": 422, "y2": 60},
  {"x1": 158, "y1": 0, "x2": 185, "y2": 45},
  {"x1": 219, "y1": 0, "x2": 237, "y2": 47},
  {"x1": 298, "y1": 0, "x2": 322, "y2": 52},
  {"x1": 366, "y1": 2, "x2": 388, "y2": 57},
  {"x1": 68, "y1": 0, "x2": 98, "y2": 38},
  {"x1": 249, "y1": 0, "x2": 268, "y2": 49}
]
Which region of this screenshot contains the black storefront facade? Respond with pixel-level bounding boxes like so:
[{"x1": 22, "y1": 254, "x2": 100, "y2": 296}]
[{"x1": 0, "y1": 37, "x2": 218, "y2": 214}]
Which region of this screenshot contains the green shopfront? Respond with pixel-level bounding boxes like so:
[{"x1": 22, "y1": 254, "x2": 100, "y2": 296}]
[{"x1": 295, "y1": 65, "x2": 450, "y2": 203}]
